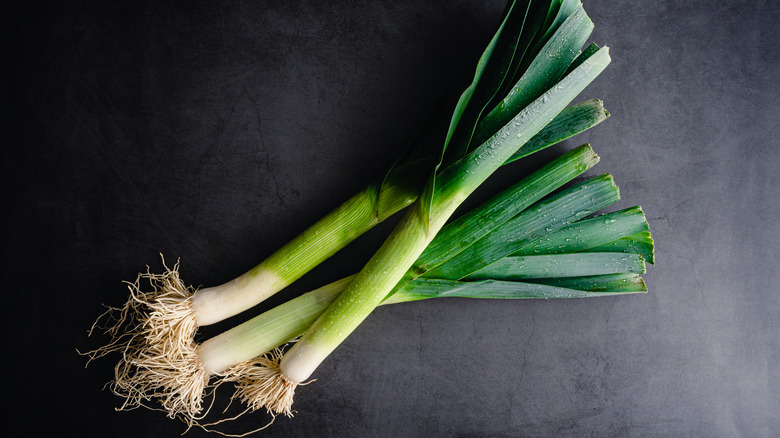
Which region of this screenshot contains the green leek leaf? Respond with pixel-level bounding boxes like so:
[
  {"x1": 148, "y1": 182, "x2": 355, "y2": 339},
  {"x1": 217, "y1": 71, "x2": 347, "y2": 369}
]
[
  {"x1": 516, "y1": 206, "x2": 650, "y2": 256},
  {"x1": 463, "y1": 252, "x2": 646, "y2": 280},
  {"x1": 424, "y1": 172, "x2": 620, "y2": 280},
  {"x1": 388, "y1": 276, "x2": 645, "y2": 303}
]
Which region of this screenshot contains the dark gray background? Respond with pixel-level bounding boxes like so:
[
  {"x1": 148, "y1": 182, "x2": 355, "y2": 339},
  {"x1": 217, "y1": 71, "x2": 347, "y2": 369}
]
[{"x1": 5, "y1": 1, "x2": 778, "y2": 437}]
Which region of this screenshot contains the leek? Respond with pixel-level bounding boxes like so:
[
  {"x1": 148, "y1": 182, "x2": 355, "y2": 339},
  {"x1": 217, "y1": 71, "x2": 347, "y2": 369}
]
[
  {"x1": 85, "y1": 1, "x2": 610, "y2": 422},
  {"x1": 84, "y1": 0, "x2": 641, "y2": 425},
  {"x1": 99, "y1": 134, "x2": 655, "y2": 426}
]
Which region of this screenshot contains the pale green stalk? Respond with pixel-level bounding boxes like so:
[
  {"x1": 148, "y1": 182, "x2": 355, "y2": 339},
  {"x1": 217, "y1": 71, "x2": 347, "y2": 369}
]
[{"x1": 191, "y1": 192, "x2": 387, "y2": 325}]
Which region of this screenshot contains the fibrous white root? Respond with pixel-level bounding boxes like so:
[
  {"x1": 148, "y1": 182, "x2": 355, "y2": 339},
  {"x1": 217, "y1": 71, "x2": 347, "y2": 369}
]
[
  {"x1": 84, "y1": 256, "x2": 207, "y2": 421},
  {"x1": 223, "y1": 348, "x2": 298, "y2": 418}
]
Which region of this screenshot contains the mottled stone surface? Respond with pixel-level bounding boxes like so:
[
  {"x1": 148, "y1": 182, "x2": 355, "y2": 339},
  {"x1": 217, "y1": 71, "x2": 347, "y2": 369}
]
[{"x1": 7, "y1": 1, "x2": 778, "y2": 436}]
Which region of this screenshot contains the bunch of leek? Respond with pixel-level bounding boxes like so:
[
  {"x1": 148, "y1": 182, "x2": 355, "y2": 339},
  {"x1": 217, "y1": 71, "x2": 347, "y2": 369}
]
[
  {"x1": 104, "y1": 142, "x2": 652, "y2": 428},
  {"x1": 84, "y1": 0, "x2": 653, "y2": 427}
]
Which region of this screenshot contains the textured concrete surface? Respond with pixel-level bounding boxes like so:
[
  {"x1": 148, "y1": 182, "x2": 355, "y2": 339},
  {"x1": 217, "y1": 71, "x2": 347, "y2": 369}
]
[{"x1": 6, "y1": 1, "x2": 779, "y2": 437}]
